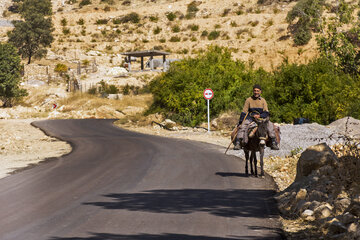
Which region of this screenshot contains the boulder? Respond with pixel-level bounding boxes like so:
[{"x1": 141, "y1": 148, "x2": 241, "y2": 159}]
[
  {"x1": 346, "y1": 201, "x2": 360, "y2": 217},
  {"x1": 324, "y1": 218, "x2": 347, "y2": 235},
  {"x1": 295, "y1": 143, "x2": 338, "y2": 181},
  {"x1": 315, "y1": 203, "x2": 333, "y2": 219},
  {"x1": 334, "y1": 198, "x2": 351, "y2": 214},
  {"x1": 296, "y1": 188, "x2": 307, "y2": 202}
]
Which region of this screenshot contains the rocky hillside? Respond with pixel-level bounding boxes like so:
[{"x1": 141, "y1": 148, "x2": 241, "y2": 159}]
[{"x1": 1, "y1": 0, "x2": 318, "y2": 70}]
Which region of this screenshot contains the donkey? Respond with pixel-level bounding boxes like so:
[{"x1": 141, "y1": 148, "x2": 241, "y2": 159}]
[{"x1": 243, "y1": 119, "x2": 268, "y2": 177}]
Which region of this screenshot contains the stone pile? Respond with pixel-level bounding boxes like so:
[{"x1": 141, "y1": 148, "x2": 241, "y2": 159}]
[{"x1": 276, "y1": 143, "x2": 360, "y2": 239}]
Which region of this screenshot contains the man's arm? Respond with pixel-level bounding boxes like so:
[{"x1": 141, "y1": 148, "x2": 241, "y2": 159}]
[
  {"x1": 238, "y1": 98, "x2": 250, "y2": 125},
  {"x1": 260, "y1": 99, "x2": 269, "y2": 119}
]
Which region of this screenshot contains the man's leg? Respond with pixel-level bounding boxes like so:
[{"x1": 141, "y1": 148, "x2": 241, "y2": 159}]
[
  {"x1": 267, "y1": 121, "x2": 279, "y2": 150},
  {"x1": 234, "y1": 119, "x2": 251, "y2": 150}
]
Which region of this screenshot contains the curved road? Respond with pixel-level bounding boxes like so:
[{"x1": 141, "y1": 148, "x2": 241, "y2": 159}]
[{"x1": 0, "y1": 119, "x2": 284, "y2": 240}]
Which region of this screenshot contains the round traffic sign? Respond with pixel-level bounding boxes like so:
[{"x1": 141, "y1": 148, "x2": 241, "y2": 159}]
[{"x1": 203, "y1": 89, "x2": 214, "y2": 100}]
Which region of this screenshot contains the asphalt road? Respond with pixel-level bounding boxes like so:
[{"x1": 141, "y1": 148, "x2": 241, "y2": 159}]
[{"x1": 0, "y1": 119, "x2": 284, "y2": 240}]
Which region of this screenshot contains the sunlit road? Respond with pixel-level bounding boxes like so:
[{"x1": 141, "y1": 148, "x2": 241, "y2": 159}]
[{"x1": 0, "y1": 119, "x2": 284, "y2": 240}]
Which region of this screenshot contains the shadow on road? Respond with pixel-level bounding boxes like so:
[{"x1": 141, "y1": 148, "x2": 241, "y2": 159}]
[
  {"x1": 84, "y1": 189, "x2": 278, "y2": 218},
  {"x1": 50, "y1": 232, "x2": 282, "y2": 240},
  {"x1": 215, "y1": 172, "x2": 249, "y2": 177}
]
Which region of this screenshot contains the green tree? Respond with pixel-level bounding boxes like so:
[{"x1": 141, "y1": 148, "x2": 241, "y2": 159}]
[
  {"x1": 286, "y1": 0, "x2": 325, "y2": 45},
  {"x1": 0, "y1": 43, "x2": 27, "y2": 107},
  {"x1": 317, "y1": 0, "x2": 360, "y2": 75},
  {"x1": 8, "y1": 0, "x2": 54, "y2": 64}
]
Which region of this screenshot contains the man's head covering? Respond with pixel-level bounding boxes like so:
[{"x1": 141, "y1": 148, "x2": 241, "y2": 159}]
[{"x1": 253, "y1": 84, "x2": 262, "y2": 90}]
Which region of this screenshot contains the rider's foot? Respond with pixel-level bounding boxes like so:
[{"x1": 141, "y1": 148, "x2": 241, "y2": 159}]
[
  {"x1": 270, "y1": 138, "x2": 280, "y2": 150},
  {"x1": 233, "y1": 140, "x2": 242, "y2": 150}
]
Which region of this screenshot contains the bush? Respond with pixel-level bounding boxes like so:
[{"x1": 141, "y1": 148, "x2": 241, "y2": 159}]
[
  {"x1": 77, "y1": 18, "x2": 85, "y2": 25},
  {"x1": 96, "y1": 19, "x2": 108, "y2": 24},
  {"x1": 166, "y1": 12, "x2": 176, "y2": 21},
  {"x1": 169, "y1": 36, "x2": 181, "y2": 42},
  {"x1": 54, "y1": 63, "x2": 68, "y2": 75},
  {"x1": 208, "y1": 31, "x2": 220, "y2": 40},
  {"x1": 293, "y1": 27, "x2": 312, "y2": 46},
  {"x1": 172, "y1": 25, "x2": 181, "y2": 33},
  {"x1": 188, "y1": 24, "x2": 199, "y2": 31},
  {"x1": 119, "y1": 12, "x2": 140, "y2": 24},
  {"x1": 153, "y1": 26, "x2": 162, "y2": 34},
  {"x1": 79, "y1": 0, "x2": 91, "y2": 7},
  {"x1": 147, "y1": 46, "x2": 360, "y2": 126}
]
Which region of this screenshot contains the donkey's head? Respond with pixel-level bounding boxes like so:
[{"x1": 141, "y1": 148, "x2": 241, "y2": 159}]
[{"x1": 256, "y1": 119, "x2": 268, "y2": 146}]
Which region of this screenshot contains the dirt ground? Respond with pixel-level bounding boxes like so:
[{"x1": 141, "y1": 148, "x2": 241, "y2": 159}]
[{"x1": 0, "y1": 119, "x2": 71, "y2": 179}]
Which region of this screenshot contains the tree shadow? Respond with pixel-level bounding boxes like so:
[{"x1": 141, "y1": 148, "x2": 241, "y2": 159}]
[
  {"x1": 50, "y1": 232, "x2": 283, "y2": 240},
  {"x1": 215, "y1": 172, "x2": 249, "y2": 178},
  {"x1": 84, "y1": 189, "x2": 278, "y2": 219}
]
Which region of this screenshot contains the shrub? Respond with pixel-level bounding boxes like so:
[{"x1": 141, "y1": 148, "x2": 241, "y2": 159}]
[
  {"x1": 122, "y1": 0, "x2": 131, "y2": 5},
  {"x1": 62, "y1": 28, "x2": 70, "y2": 35},
  {"x1": 169, "y1": 36, "x2": 181, "y2": 42},
  {"x1": 119, "y1": 12, "x2": 140, "y2": 24},
  {"x1": 61, "y1": 18, "x2": 67, "y2": 26},
  {"x1": 222, "y1": 8, "x2": 231, "y2": 17},
  {"x1": 54, "y1": 63, "x2": 68, "y2": 75},
  {"x1": 186, "y1": 1, "x2": 200, "y2": 19},
  {"x1": 188, "y1": 24, "x2": 199, "y2": 31},
  {"x1": 150, "y1": 15, "x2": 159, "y2": 22},
  {"x1": 172, "y1": 25, "x2": 181, "y2": 33},
  {"x1": 79, "y1": 0, "x2": 91, "y2": 7},
  {"x1": 166, "y1": 12, "x2": 176, "y2": 21},
  {"x1": 293, "y1": 27, "x2": 312, "y2": 46},
  {"x1": 77, "y1": 18, "x2": 85, "y2": 25},
  {"x1": 201, "y1": 30, "x2": 208, "y2": 37},
  {"x1": 96, "y1": 19, "x2": 108, "y2": 24},
  {"x1": 208, "y1": 30, "x2": 220, "y2": 40},
  {"x1": 230, "y1": 21, "x2": 238, "y2": 27},
  {"x1": 153, "y1": 26, "x2": 162, "y2": 34}
]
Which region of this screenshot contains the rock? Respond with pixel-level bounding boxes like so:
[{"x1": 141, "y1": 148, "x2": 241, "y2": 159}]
[
  {"x1": 296, "y1": 188, "x2": 307, "y2": 202},
  {"x1": 348, "y1": 222, "x2": 359, "y2": 233},
  {"x1": 339, "y1": 212, "x2": 356, "y2": 225},
  {"x1": 325, "y1": 218, "x2": 347, "y2": 235},
  {"x1": 0, "y1": 111, "x2": 10, "y2": 119},
  {"x1": 334, "y1": 198, "x2": 351, "y2": 214},
  {"x1": 163, "y1": 119, "x2": 176, "y2": 129},
  {"x1": 301, "y1": 209, "x2": 315, "y2": 221},
  {"x1": 315, "y1": 204, "x2": 333, "y2": 219},
  {"x1": 309, "y1": 200, "x2": 321, "y2": 211},
  {"x1": 211, "y1": 119, "x2": 218, "y2": 128},
  {"x1": 295, "y1": 143, "x2": 338, "y2": 181},
  {"x1": 346, "y1": 201, "x2": 360, "y2": 217},
  {"x1": 308, "y1": 190, "x2": 327, "y2": 202},
  {"x1": 107, "y1": 94, "x2": 123, "y2": 100},
  {"x1": 106, "y1": 67, "x2": 128, "y2": 76}
]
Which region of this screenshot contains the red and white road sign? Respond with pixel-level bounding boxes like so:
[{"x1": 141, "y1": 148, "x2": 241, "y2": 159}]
[{"x1": 203, "y1": 89, "x2": 214, "y2": 100}]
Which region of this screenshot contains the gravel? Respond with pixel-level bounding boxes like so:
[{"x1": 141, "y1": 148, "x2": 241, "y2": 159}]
[{"x1": 231, "y1": 117, "x2": 359, "y2": 159}]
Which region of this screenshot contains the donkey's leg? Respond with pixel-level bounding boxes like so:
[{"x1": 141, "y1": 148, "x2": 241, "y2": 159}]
[
  {"x1": 259, "y1": 146, "x2": 265, "y2": 177},
  {"x1": 250, "y1": 151, "x2": 255, "y2": 175},
  {"x1": 244, "y1": 150, "x2": 249, "y2": 176},
  {"x1": 253, "y1": 151, "x2": 258, "y2": 177}
]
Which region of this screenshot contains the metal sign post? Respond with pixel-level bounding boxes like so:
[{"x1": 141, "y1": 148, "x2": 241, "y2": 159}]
[{"x1": 203, "y1": 89, "x2": 214, "y2": 132}]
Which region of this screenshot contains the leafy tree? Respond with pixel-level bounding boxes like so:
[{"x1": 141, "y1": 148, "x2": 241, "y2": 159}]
[
  {"x1": 7, "y1": 0, "x2": 54, "y2": 64},
  {"x1": 317, "y1": 0, "x2": 360, "y2": 76},
  {"x1": 286, "y1": 0, "x2": 325, "y2": 45},
  {"x1": 0, "y1": 43, "x2": 28, "y2": 107}
]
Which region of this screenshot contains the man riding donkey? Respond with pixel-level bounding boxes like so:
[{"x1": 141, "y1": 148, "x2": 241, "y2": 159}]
[{"x1": 233, "y1": 84, "x2": 280, "y2": 150}]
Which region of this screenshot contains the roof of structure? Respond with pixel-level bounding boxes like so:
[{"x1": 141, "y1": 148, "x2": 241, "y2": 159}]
[{"x1": 120, "y1": 50, "x2": 170, "y2": 57}]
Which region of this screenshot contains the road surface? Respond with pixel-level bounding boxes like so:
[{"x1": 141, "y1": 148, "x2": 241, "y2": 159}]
[{"x1": 0, "y1": 119, "x2": 284, "y2": 240}]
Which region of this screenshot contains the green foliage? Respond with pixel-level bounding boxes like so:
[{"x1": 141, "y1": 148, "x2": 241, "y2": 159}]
[
  {"x1": 172, "y1": 25, "x2": 180, "y2": 33},
  {"x1": 169, "y1": 36, "x2": 181, "y2": 42},
  {"x1": 186, "y1": 1, "x2": 200, "y2": 19},
  {"x1": 166, "y1": 12, "x2": 176, "y2": 21},
  {"x1": 77, "y1": 18, "x2": 85, "y2": 25},
  {"x1": 54, "y1": 63, "x2": 68, "y2": 75},
  {"x1": 188, "y1": 24, "x2": 199, "y2": 31},
  {"x1": 98, "y1": 80, "x2": 119, "y2": 95},
  {"x1": 317, "y1": 1, "x2": 359, "y2": 75},
  {"x1": 208, "y1": 30, "x2": 220, "y2": 40},
  {"x1": 286, "y1": 0, "x2": 325, "y2": 45},
  {"x1": 79, "y1": 0, "x2": 91, "y2": 7},
  {"x1": 148, "y1": 46, "x2": 257, "y2": 126},
  {"x1": 96, "y1": 19, "x2": 108, "y2": 24},
  {"x1": 7, "y1": 0, "x2": 54, "y2": 64},
  {"x1": 60, "y1": 17, "x2": 67, "y2": 26},
  {"x1": 148, "y1": 46, "x2": 360, "y2": 126},
  {"x1": 265, "y1": 57, "x2": 360, "y2": 124},
  {"x1": 153, "y1": 26, "x2": 161, "y2": 34},
  {"x1": 0, "y1": 43, "x2": 28, "y2": 107},
  {"x1": 118, "y1": 12, "x2": 140, "y2": 24}
]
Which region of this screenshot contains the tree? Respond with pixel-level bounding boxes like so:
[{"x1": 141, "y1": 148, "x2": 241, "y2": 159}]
[
  {"x1": 0, "y1": 43, "x2": 27, "y2": 107},
  {"x1": 286, "y1": 0, "x2": 325, "y2": 46},
  {"x1": 7, "y1": 0, "x2": 54, "y2": 64},
  {"x1": 317, "y1": 0, "x2": 360, "y2": 75}
]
